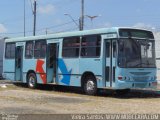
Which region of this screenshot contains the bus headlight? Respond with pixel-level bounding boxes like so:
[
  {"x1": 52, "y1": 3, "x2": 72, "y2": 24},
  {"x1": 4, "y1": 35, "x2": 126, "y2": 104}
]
[
  {"x1": 152, "y1": 82, "x2": 157, "y2": 87},
  {"x1": 154, "y1": 76, "x2": 157, "y2": 80},
  {"x1": 118, "y1": 76, "x2": 130, "y2": 81}
]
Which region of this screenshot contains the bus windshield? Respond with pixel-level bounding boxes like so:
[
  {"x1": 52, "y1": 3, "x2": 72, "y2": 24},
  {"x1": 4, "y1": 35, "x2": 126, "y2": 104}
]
[{"x1": 118, "y1": 38, "x2": 156, "y2": 68}]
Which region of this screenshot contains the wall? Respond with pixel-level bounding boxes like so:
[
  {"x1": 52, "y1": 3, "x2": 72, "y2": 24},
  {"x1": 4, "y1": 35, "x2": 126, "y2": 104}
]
[
  {"x1": 154, "y1": 32, "x2": 160, "y2": 82},
  {"x1": 0, "y1": 39, "x2": 4, "y2": 78}
]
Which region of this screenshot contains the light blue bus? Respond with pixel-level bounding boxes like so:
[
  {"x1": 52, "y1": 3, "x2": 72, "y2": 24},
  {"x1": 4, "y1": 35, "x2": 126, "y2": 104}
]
[{"x1": 3, "y1": 27, "x2": 157, "y2": 95}]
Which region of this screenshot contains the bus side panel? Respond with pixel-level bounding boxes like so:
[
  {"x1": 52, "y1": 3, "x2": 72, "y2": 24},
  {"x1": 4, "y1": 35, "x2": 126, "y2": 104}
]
[
  {"x1": 58, "y1": 58, "x2": 81, "y2": 87},
  {"x1": 23, "y1": 59, "x2": 37, "y2": 83},
  {"x1": 79, "y1": 58, "x2": 103, "y2": 88},
  {"x1": 35, "y1": 59, "x2": 46, "y2": 84},
  {"x1": 23, "y1": 59, "x2": 46, "y2": 84},
  {"x1": 3, "y1": 59, "x2": 15, "y2": 80},
  {"x1": 23, "y1": 73, "x2": 27, "y2": 83}
]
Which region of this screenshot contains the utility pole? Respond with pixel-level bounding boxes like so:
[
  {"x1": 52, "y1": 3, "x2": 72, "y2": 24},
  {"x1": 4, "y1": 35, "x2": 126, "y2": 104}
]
[
  {"x1": 33, "y1": 0, "x2": 37, "y2": 36},
  {"x1": 80, "y1": 0, "x2": 84, "y2": 31},
  {"x1": 46, "y1": 28, "x2": 48, "y2": 35},
  {"x1": 24, "y1": 0, "x2": 26, "y2": 37}
]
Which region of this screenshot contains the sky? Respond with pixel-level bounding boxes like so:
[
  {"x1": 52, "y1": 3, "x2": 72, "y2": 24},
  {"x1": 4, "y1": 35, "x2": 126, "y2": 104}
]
[{"x1": 0, "y1": 0, "x2": 160, "y2": 37}]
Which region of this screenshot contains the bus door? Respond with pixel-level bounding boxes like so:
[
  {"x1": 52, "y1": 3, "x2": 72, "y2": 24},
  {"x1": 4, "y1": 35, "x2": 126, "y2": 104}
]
[
  {"x1": 46, "y1": 41, "x2": 59, "y2": 83},
  {"x1": 15, "y1": 44, "x2": 24, "y2": 81},
  {"x1": 105, "y1": 40, "x2": 117, "y2": 87}
]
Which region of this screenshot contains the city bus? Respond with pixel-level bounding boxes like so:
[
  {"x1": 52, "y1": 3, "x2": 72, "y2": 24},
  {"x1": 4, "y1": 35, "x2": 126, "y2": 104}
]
[{"x1": 3, "y1": 27, "x2": 157, "y2": 95}]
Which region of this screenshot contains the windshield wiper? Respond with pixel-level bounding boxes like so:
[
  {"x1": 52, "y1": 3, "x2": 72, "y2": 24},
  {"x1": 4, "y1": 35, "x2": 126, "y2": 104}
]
[
  {"x1": 126, "y1": 57, "x2": 140, "y2": 65},
  {"x1": 134, "y1": 62, "x2": 148, "y2": 67},
  {"x1": 133, "y1": 61, "x2": 155, "y2": 67}
]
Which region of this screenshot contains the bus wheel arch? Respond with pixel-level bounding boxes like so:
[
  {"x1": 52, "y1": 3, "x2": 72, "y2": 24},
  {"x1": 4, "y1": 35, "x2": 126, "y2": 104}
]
[
  {"x1": 81, "y1": 72, "x2": 97, "y2": 95},
  {"x1": 26, "y1": 70, "x2": 37, "y2": 89}
]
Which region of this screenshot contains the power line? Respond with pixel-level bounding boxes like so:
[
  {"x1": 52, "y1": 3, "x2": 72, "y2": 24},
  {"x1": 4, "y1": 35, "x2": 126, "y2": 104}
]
[
  {"x1": 0, "y1": 19, "x2": 80, "y2": 35},
  {"x1": 45, "y1": 19, "x2": 79, "y2": 30},
  {"x1": 2, "y1": 24, "x2": 160, "y2": 36},
  {"x1": 29, "y1": 0, "x2": 34, "y2": 13},
  {"x1": 39, "y1": 27, "x2": 78, "y2": 35}
]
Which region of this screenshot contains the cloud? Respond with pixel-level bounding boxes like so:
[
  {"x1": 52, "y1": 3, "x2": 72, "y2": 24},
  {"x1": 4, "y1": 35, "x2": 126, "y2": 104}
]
[
  {"x1": 38, "y1": 4, "x2": 55, "y2": 14},
  {"x1": 104, "y1": 22, "x2": 112, "y2": 27},
  {"x1": 94, "y1": 22, "x2": 112, "y2": 29},
  {"x1": 0, "y1": 24, "x2": 7, "y2": 33},
  {"x1": 133, "y1": 23, "x2": 155, "y2": 30}
]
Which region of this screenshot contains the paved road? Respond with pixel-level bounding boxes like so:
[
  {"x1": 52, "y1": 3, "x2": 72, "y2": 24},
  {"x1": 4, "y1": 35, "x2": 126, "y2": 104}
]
[
  {"x1": 0, "y1": 80, "x2": 12, "y2": 84},
  {"x1": 0, "y1": 82, "x2": 160, "y2": 115}
]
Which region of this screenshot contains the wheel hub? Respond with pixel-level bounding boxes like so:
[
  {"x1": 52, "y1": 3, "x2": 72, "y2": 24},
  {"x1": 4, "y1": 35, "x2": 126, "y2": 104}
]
[
  {"x1": 86, "y1": 80, "x2": 95, "y2": 91},
  {"x1": 29, "y1": 76, "x2": 35, "y2": 87}
]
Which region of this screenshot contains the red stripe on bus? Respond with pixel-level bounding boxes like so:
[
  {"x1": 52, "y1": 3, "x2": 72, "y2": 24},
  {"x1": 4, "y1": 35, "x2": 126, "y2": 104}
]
[{"x1": 36, "y1": 59, "x2": 47, "y2": 84}]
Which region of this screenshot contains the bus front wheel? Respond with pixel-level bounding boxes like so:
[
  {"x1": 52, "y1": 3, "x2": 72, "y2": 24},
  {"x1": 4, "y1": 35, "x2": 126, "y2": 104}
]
[
  {"x1": 83, "y1": 75, "x2": 97, "y2": 95},
  {"x1": 27, "y1": 73, "x2": 37, "y2": 89}
]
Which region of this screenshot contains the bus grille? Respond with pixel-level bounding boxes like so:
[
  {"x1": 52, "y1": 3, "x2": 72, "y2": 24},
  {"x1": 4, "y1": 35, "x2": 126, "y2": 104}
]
[
  {"x1": 130, "y1": 72, "x2": 150, "y2": 75},
  {"x1": 135, "y1": 83, "x2": 147, "y2": 88},
  {"x1": 133, "y1": 76, "x2": 150, "y2": 82}
]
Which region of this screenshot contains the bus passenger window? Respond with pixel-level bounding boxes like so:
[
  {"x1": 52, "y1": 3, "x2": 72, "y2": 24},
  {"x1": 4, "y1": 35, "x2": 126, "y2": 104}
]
[
  {"x1": 62, "y1": 37, "x2": 80, "y2": 58},
  {"x1": 41, "y1": 44, "x2": 46, "y2": 58},
  {"x1": 113, "y1": 42, "x2": 117, "y2": 58},
  {"x1": 106, "y1": 42, "x2": 110, "y2": 58},
  {"x1": 34, "y1": 40, "x2": 46, "y2": 58},
  {"x1": 81, "y1": 35, "x2": 101, "y2": 57},
  {"x1": 5, "y1": 43, "x2": 15, "y2": 59},
  {"x1": 25, "y1": 41, "x2": 33, "y2": 58}
]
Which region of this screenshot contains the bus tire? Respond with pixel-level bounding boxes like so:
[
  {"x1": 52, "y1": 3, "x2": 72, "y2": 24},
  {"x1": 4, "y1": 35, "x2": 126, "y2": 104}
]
[
  {"x1": 83, "y1": 75, "x2": 97, "y2": 95},
  {"x1": 27, "y1": 73, "x2": 37, "y2": 89}
]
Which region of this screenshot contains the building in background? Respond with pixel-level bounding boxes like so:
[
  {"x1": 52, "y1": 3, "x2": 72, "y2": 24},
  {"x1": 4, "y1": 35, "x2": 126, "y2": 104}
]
[
  {"x1": 0, "y1": 38, "x2": 4, "y2": 79},
  {"x1": 154, "y1": 32, "x2": 160, "y2": 81}
]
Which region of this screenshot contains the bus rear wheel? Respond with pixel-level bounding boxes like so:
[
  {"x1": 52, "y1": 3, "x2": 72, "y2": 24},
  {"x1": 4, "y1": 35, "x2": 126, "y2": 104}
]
[
  {"x1": 27, "y1": 73, "x2": 37, "y2": 89},
  {"x1": 83, "y1": 75, "x2": 97, "y2": 95}
]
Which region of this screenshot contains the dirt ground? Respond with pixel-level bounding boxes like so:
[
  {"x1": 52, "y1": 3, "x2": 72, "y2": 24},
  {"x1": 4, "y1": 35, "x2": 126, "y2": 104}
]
[{"x1": 0, "y1": 81, "x2": 160, "y2": 115}]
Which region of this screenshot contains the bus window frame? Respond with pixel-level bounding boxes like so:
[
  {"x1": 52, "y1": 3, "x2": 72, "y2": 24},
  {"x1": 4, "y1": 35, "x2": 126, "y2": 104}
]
[
  {"x1": 62, "y1": 36, "x2": 80, "y2": 58},
  {"x1": 34, "y1": 40, "x2": 47, "y2": 59},
  {"x1": 5, "y1": 42, "x2": 16, "y2": 59},
  {"x1": 80, "y1": 34, "x2": 102, "y2": 58},
  {"x1": 25, "y1": 41, "x2": 34, "y2": 59},
  {"x1": 117, "y1": 37, "x2": 156, "y2": 68}
]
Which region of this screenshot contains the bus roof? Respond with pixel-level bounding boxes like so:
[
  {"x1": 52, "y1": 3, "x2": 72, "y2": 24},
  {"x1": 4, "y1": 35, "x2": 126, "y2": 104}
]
[{"x1": 5, "y1": 27, "x2": 152, "y2": 42}]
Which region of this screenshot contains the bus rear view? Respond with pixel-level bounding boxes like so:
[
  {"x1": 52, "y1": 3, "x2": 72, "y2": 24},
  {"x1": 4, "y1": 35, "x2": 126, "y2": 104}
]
[{"x1": 113, "y1": 28, "x2": 157, "y2": 91}]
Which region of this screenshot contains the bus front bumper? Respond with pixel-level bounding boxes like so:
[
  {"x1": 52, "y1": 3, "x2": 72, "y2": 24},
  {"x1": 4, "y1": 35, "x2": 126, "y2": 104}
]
[{"x1": 114, "y1": 80, "x2": 157, "y2": 90}]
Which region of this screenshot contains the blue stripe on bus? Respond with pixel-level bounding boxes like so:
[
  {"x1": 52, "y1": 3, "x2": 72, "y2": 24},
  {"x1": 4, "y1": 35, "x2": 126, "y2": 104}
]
[{"x1": 58, "y1": 59, "x2": 72, "y2": 85}]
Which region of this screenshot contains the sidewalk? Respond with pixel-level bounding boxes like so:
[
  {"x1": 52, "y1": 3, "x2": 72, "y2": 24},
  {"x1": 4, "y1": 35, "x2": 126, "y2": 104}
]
[{"x1": 0, "y1": 80, "x2": 12, "y2": 85}]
